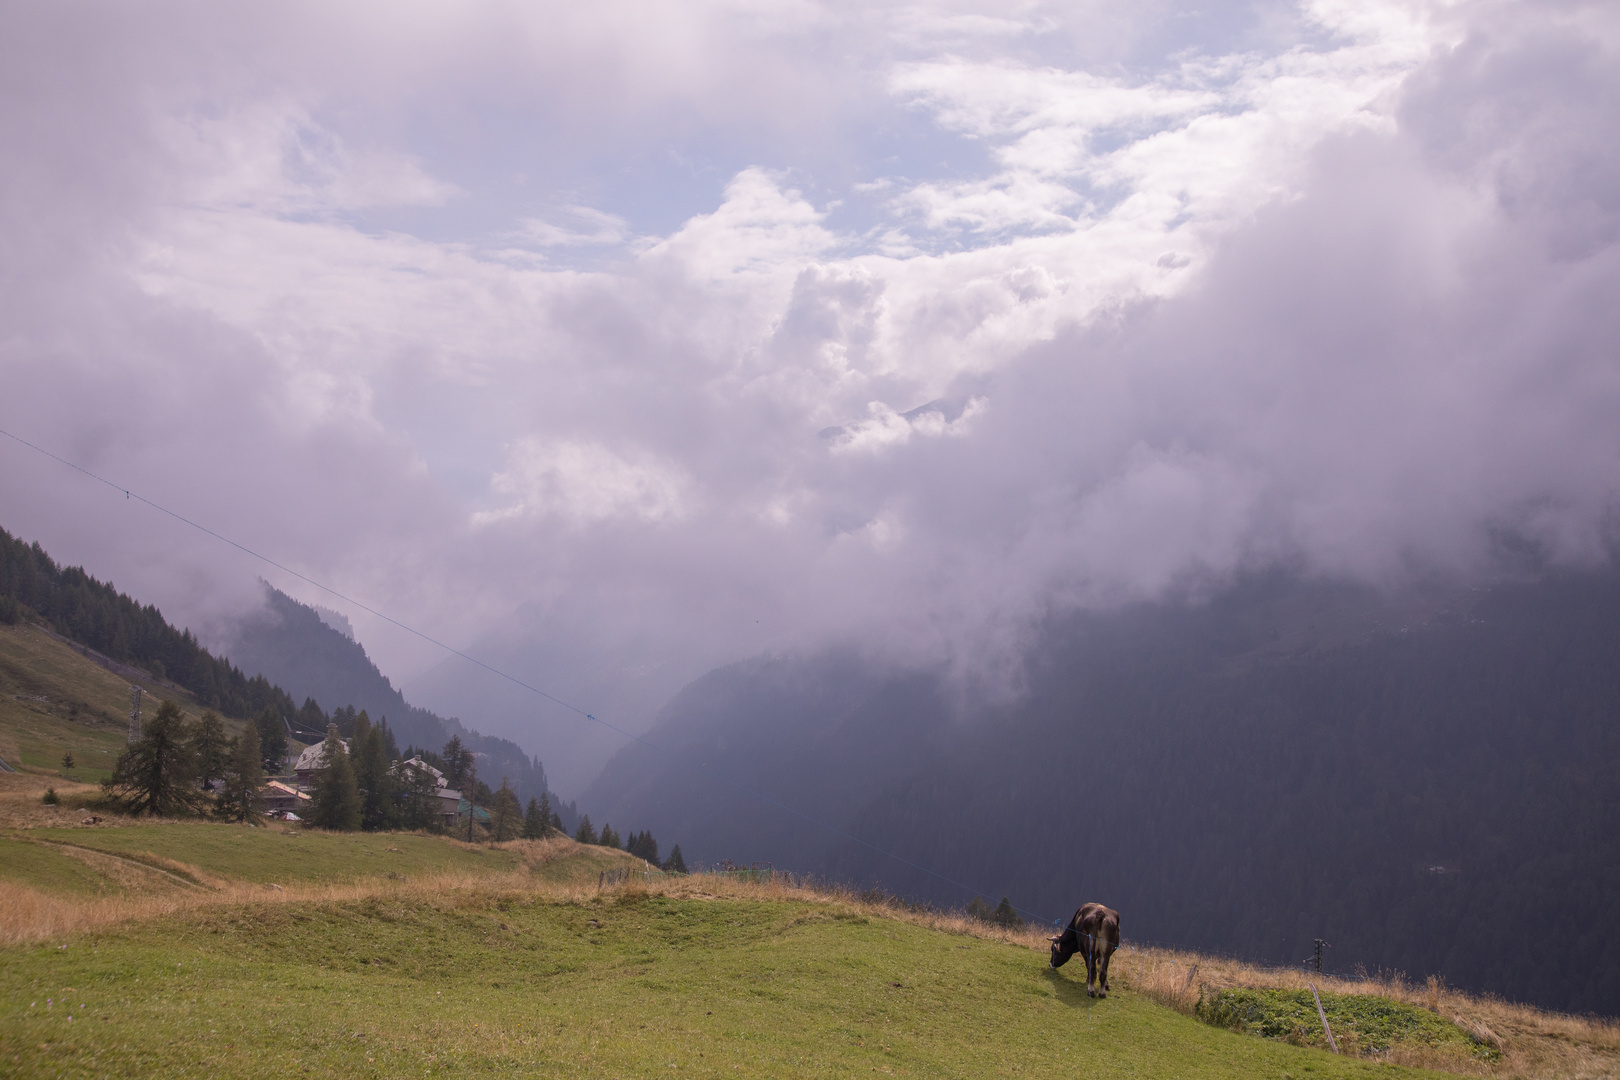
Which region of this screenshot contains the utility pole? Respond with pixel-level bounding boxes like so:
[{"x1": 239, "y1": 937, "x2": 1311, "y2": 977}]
[
  {"x1": 1313, "y1": 939, "x2": 1330, "y2": 974},
  {"x1": 127, "y1": 686, "x2": 143, "y2": 744}
]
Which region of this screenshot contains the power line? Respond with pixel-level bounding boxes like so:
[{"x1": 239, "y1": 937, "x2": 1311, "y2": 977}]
[{"x1": 0, "y1": 423, "x2": 1059, "y2": 924}]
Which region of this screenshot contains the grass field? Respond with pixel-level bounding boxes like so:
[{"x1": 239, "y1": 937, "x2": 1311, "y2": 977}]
[
  {"x1": 1, "y1": 879, "x2": 1454, "y2": 1080},
  {"x1": 1, "y1": 803, "x2": 1617, "y2": 1079}
]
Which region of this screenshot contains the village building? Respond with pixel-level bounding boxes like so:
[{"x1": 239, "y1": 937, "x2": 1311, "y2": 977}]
[
  {"x1": 261, "y1": 779, "x2": 310, "y2": 819},
  {"x1": 292, "y1": 736, "x2": 348, "y2": 782},
  {"x1": 394, "y1": 755, "x2": 464, "y2": 829}
]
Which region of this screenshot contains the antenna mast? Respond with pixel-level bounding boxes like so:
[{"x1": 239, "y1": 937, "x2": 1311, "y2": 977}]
[{"x1": 128, "y1": 685, "x2": 143, "y2": 744}]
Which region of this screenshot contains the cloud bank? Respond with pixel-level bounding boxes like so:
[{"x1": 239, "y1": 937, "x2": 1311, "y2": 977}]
[{"x1": 3, "y1": 0, "x2": 1617, "y2": 790}]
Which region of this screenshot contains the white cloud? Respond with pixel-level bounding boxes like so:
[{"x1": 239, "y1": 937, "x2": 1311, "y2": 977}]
[
  {"x1": 519, "y1": 207, "x2": 633, "y2": 248},
  {"x1": 4, "y1": 0, "x2": 1619, "y2": 790},
  {"x1": 476, "y1": 439, "x2": 689, "y2": 527}
]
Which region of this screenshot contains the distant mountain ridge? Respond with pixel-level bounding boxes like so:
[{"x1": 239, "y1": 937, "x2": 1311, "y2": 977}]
[
  {"x1": 222, "y1": 583, "x2": 574, "y2": 822},
  {"x1": 585, "y1": 569, "x2": 1620, "y2": 1015}
]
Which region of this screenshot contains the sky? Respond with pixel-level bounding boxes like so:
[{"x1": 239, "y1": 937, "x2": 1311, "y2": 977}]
[{"x1": 3, "y1": 0, "x2": 1618, "y2": 794}]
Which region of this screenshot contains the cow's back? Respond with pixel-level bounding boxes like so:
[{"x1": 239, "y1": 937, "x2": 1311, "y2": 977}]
[{"x1": 1075, "y1": 902, "x2": 1120, "y2": 946}]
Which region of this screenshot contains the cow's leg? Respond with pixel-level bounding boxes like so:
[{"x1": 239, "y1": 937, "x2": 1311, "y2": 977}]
[
  {"x1": 1083, "y1": 934, "x2": 1098, "y2": 997},
  {"x1": 1096, "y1": 943, "x2": 1113, "y2": 998}
]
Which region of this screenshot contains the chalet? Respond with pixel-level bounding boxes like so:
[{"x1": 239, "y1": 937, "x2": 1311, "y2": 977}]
[
  {"x1": 262, "y1": 779, "x2": 310, "y2": 818},
  {"x1": 293, "y1": 736, "x2": 348, "y2": 781}
]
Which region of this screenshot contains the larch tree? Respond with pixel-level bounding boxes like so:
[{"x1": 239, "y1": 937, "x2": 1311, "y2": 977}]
[
  {"x1": 400, "y1": 760, "x2": 442, "y2": 832},
  {"x1": 441, "y1": 735, "x2": 476, "y2": 793},
  {"x1": 490, "y1": 779, "x2": 522, "y2": 842},
  {"x1": 190, "y1": 710, "x2": 229, "y2": 790},
  {"x1": 215, "y1": 721, "x2": 264, "y2": 822},
  {"x1": 254, "y1": 705, "x2": 288, "y2": 774},
  {"x1": 523, "y1": 796, "x2": 549, "y2": 839},
  {"x1": 352, "y1": 713, "x2": 398, "y2": 832},
  {"x1": 104, "y1": 699, "x2": 203, "y2": 816},
  {"x1": 307, "y1": 725, "x2": 360, "y2": 831}
]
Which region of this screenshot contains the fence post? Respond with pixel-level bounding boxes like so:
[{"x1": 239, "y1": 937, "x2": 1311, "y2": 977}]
[{"x1": 1309, "y1": 982, "x2": 1339, "y2": 1054}]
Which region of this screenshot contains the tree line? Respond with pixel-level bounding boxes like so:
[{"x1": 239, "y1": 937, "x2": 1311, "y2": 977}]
[
  {"x1": 0, "y1": 528, "x2": 304, "y2": 721},
  {"x1": 101, "y1": 697, "x2": 685, "y2": 865},
  {"x1": 568, "y1": 813, "x2": 687, "y2": 873}
]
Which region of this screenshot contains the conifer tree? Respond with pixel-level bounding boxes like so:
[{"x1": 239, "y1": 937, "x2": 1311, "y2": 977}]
[
  {"x1": 190, "y1": 710, "x2": 229, "y2": 790},
  {"x1": 662, "y1": 845, "x2": 687, "y2": 874},
  {"x1": 522, "y1": 797, "x2": 548, "y2": 839},
  {"x1": 297, "y1": 697, "x2": 326, "y2": 734},
  {"x1": 307, "y1": 725, "x2": 360, "y2": 831},
  {"x1": 627, "y1": 830, "x2": 659, "y2": 864},
  {"x1": 597, "y1": 822, "x2": 620, "y2": 849},
  {"x1": 215, "y1": 722, "x2": 264, "y2": 822},
  {"x1": 377, "y1": 716, "x2": 400, "y2": 761},
  {"x1": 441, "y1": 735, "x2": 475, "y2": 792},
  {"x1": 991, "y1": 897, "x2": 1023, "y2": 929},
  {"x1": 573, "y1": 814, "x2": 596, "y2": 845},
  {"x1": 254, "y1": 705, "x2": 288, "y2": 774},
  {"x1": 490, "y1": 779, "x2": 522, "y2": 842},
  {"x1": 105, "y1": 699, "x2": 203, "y2": 816},
  {"x1": 400, "y1": 760, "x2": 442, "y2": 832},
  {"x1": 352, "y1": 713, "x2": 399, "y2": 831}
]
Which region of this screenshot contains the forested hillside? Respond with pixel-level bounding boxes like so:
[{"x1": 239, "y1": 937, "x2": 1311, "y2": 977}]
[
  {"x1": 584, "y1": 569, "x2": 1620, "y2": 1015},
  {"x1": 0, "y1": 528, "x2": 301, "y2": 721},
  {"x1": 0, "y1": 526, "x2": 568, "y2": 820}
]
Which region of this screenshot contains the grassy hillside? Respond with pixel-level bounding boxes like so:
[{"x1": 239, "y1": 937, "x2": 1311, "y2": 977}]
[
  {"x1": 0, "y1": 877, "x2": 1456, "y2": 1080},
  {"x1": 0, "y1": 621, "x2": 269, "y2": 785},
  {"x1": 0, "y1": 784, "x2": 1614, "y2": 1080}
]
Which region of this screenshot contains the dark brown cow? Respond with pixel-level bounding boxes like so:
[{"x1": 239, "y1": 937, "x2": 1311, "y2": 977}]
[{"x1": 1048, "y1": 902, "x2": 1120, "y2": 997}]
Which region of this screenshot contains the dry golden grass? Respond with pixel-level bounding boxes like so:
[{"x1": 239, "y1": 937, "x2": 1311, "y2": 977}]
[
  {"x1": 0, "y1": 776, "x2": 129, "y2": 830},
  {"x1": 0, "y1": 769, "x2": 168, "y2": 830},
  {"x1": 0, "y1": 833, "x2": 641, "y2": 947},
  {"x1": 2, "y1": 838, "x2": 1614, "y2": 1080}
]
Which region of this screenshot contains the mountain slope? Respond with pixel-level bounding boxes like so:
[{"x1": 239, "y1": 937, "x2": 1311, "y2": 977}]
[
  {"x1": 220, "y1": 584, "x2": 570, "y2": 818},
  {"x1": 584, "y1": 570, "x2": 1620, "y2": 1015}
]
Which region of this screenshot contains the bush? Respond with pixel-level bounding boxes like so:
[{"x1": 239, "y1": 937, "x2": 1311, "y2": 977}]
[
  {"x1": 966, "y1": 896, "x2": 1024, "y2": 928},
  {"x1": 1197, "y1": 988, "x2": 1499, "y2": 1060},
  {"x1": 41, "y1": 787, "x2": 59, "y2": 805}
]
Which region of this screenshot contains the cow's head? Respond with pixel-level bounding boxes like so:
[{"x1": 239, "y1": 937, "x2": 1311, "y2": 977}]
[{"x1": 1049, "y1": 927, "x2": 1079, "y2": 968}]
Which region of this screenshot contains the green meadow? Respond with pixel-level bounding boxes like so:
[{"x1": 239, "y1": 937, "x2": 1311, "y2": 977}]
[{"x1": 1, "y1": 884, "x2": 1448, "y2": 1080}]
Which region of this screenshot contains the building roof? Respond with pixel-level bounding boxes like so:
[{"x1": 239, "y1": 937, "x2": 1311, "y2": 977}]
[
  {"x1": 293, "y1": 739, "x2": 348, "y2": 774},
  {"x1": 395, "y1": 756, "x2": 448, "y2": 788}
]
